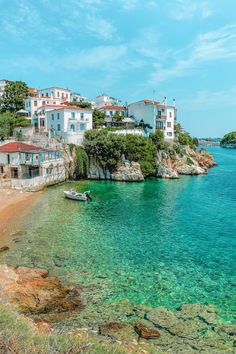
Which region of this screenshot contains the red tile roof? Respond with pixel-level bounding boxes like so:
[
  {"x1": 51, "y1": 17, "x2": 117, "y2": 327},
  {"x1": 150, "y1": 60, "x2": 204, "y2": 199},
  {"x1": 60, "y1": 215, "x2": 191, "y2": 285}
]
[
  {"x1": 0, "y1": 142, "x2": 43, "y2": 153},
  {"x1": 99, "y1": 105, "x2": 125, "y2": 110},
  {"x1": 144, "y1": 99, "x2": 161, "y2": 105},
  {"x1": 47, "y1": 106, "x2": 92, "y2": 113}
]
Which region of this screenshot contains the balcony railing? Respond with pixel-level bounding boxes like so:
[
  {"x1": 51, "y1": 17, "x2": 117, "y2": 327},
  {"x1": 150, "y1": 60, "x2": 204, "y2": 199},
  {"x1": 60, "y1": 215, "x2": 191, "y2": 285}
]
[{"x1": 156, "y1": 115, "x2": 167, "y2": 120}]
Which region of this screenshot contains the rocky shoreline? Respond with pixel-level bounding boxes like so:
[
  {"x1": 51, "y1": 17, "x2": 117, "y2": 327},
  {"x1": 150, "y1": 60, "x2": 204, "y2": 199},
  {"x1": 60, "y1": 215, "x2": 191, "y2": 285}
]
[
  {"x1": 0, "y1": 264, "x2": 235, "y2": 353},
  {"x1": 64, "y1": 144, "x2": 217, "y2": 182}
]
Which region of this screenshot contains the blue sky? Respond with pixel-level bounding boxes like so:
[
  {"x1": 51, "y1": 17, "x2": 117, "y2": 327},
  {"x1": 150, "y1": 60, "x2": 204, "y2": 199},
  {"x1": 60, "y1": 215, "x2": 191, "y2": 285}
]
[{"x1": 0, "y1": 0, "x2": 236, "y2": 137}]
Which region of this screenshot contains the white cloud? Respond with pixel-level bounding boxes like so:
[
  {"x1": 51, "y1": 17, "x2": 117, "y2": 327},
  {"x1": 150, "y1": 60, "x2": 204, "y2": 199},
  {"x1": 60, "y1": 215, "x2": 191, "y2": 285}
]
[
  {"x1": 180, "y1": 86, "x2": 236, "y2": 110},
  {"x1": 168, "y1": 0, "x2": 212, "y2": 21},
  {"x1": 120, "y1": 0, "x2": 138, "y2": 10},
  {"x1": 150, "y1": 24, "x2": 236, "y2": 84},
  {"x1": 86, "y1": 16, "x2": 116, "y2": 40},
  {"x1": 131, "y1": 27, "x2": 160, "y2": 58}
]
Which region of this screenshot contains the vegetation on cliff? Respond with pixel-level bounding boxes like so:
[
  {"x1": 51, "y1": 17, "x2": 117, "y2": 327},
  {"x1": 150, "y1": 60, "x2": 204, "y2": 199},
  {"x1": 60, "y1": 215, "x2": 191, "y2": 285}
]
[
  {"x1": 220, "y1": 131, "x2": 236, "y2": 147},
  {"x1": 84, "y1": 130, "x2": 157, "y2": 176},
  {"x1": 68, "y1": 144, "x2": 89, "y2": 179}
]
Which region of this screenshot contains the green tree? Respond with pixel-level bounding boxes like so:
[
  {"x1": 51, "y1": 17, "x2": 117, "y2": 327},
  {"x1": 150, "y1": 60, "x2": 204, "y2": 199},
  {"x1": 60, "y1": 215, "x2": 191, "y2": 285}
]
[
  {"x1": 221, "y1": 131, "x2": 236, "y2": 147},
  {"x1": 0, "y1": 111, "x2": 16, "y2": 139},
  {"x1": 84, "y1": 130, "x2": 125, "y2": 172},
  {"x1": 150, "y1": 130, "x2": 169, "y2": 151},
  {"x1": 124, "y1": 134, "x2": 157, "y2": 176},
  {"x1": 113, "y1": 110, "x2": 124, "y2": 122},
  {"x1": 68, "y1": 101, "x2": 92, "y2": 109},
  {"x1": 1, "y1": 81, "x2": 29, "y2": 112},
  {"x1": 92, "y1": 109, "x2": 106, "y2": 128}
]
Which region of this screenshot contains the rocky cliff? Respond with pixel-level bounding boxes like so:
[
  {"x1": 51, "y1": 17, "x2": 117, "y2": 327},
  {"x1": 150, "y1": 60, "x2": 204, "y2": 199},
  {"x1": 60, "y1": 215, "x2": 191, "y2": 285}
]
[
  {"x1": 88, "y1": 160, "x2": 144, "y2": 182},
  {"x1": 63, "y1": 144, "x2": 216, "y2": 182},
  {"x1": 157, "y1": 146, "x2": 217, "y2": 179}
]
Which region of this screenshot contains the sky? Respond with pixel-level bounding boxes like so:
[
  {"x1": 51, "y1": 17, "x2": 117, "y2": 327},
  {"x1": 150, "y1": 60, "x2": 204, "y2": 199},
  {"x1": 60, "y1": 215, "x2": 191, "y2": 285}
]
[{"x1": 0, "y1": 0, "x2": 236, "y2": 137}]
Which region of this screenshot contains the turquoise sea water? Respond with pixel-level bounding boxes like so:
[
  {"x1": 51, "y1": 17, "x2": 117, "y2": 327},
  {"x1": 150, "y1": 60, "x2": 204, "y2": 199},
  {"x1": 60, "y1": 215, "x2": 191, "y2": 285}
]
[{"x1": 1, "y1": 147, "x2": 236, "y2": 324}]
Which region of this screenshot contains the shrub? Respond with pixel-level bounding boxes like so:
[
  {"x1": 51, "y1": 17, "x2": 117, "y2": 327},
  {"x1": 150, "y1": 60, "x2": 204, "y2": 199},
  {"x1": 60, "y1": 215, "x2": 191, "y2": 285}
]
[
  {"x1": 69, "y1": 144, "x2": 89, "y2": 179},
  {"x1": 221, "y1": 131, "x2": 236, "y2": 146}
]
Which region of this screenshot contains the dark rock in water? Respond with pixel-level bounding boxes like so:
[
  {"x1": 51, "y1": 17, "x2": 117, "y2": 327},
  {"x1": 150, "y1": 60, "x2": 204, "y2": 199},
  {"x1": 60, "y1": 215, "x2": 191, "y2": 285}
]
[
  {"x1": 0, "y1": 246, "x2": 9, "y2": 252},
  {"x1": 52, "y1": 255, "x2": 67, "y2": 267},
  {"x1": 0, "y1": 264, "x2": 83, "y2": 316},
  {"x1": 134, "y1": 322, "x2": 160, "y2": 339}
]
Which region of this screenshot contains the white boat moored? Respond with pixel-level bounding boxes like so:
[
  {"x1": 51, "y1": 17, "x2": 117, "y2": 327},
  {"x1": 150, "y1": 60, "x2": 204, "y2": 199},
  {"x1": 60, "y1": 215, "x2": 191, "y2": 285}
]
[{"x1": 64, "y1": 189, "x2": 92, "y2": 201}]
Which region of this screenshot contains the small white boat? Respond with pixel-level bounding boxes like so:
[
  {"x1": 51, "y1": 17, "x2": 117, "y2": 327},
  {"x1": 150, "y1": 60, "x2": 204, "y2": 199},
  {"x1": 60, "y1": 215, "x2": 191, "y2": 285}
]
[{"x1": 64, "y1": 189, "x2": 92, "y2": 201}]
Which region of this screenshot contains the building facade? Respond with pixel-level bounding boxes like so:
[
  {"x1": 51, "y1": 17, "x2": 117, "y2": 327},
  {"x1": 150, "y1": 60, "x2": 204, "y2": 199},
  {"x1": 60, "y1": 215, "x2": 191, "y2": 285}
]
[
  {"x1": 0, "y1": 142, "x2": 65, "y2": 191},
  {"x1": 37, "y1": 87, "x2": 71, "y2": 102},
  {"x1": 128, "y1": 99, "x2": 176, "y2": 139},
  {"x1": 45, "y1": 106, "x2": 93, "y2": 145},
  {"x1": 96, "y1": 94, "x2": 118, "y2": 109}
]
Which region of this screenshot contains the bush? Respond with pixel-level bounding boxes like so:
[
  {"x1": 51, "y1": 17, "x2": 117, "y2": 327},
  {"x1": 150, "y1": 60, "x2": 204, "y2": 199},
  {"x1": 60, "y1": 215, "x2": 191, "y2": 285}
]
[
  {"x1": 221, "y1": 131, "x2": 236, "y2": 146},
  {"x1": 124, "y1": 134, "x2": 157, "y2": 176},
  {"x1": 84, "y1": 130, "x2": 126, "y2": 172}
]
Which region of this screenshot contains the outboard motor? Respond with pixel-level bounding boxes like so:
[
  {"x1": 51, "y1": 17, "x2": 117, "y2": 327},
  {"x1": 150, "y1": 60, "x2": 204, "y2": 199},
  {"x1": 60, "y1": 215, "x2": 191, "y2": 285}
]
[{"x1": 85, "y1": 192, "x2": 92, "y2": 201}]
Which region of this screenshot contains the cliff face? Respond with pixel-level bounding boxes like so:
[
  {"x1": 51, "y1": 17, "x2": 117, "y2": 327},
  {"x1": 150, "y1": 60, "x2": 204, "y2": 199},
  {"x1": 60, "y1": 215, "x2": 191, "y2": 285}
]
[
  {"x1": 156, "y1": 147, "x2": 217, "y2": 179},
  {"x1": 88, "y1": 160, "x2": 144, "y2": 182},
  {"x1": 63, "y1": 144, "x2": 216, "y2": 182}
]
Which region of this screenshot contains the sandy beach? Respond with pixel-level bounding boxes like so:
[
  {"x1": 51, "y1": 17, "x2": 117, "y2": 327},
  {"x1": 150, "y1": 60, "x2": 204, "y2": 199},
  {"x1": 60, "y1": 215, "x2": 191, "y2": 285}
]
[{"x1": 0, "y1": 189, "x2": 41, "y2": 247}]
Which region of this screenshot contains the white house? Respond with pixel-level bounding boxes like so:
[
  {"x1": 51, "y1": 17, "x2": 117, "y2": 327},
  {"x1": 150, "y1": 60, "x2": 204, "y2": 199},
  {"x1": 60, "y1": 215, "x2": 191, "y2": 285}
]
[
  {"x1": 24, "y1": 96, "x2": 62, "y2": 120},
  {"x1": 0, "y1": 79, "x2": 12, "y2": 99},
  {"x1": 45, "y1": 106, "x2": 93, "y2": 145},
  {"x1": 98, "y1": 105, "x2": 126, "y2": 119},
  {"x1": 37, "y1": 87, "x2": 71, "y2": 102},
  {"x1": 128, "y1": 99, "x2": 176, "y2": 140},
  {"x1": 0, "y1": 142, "x2": 65, "y2": 191},
  {"x1": 96, "y1": 94, "x2": 119, "y2": 109}
]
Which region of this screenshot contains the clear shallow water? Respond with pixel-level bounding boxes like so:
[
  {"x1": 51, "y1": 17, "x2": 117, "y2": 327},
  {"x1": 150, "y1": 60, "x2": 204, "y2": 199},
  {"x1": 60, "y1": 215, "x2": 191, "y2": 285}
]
[{"x1": 2, "y1": 147, "x2": 236, "y2": 323}]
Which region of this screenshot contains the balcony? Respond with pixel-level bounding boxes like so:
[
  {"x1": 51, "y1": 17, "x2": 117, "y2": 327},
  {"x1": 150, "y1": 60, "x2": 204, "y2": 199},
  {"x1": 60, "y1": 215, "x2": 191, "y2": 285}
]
[{"x1": 156, "y1": 115, "x2": 167, "y2": 120}]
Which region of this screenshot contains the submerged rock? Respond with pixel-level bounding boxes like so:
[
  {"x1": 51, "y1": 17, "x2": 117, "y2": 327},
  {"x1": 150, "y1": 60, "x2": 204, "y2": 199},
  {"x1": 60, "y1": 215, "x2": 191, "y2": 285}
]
[
  {"x1": 0, "y1": 246, "x2": 9, "y2": 253},
  {"x1": 0, "y1": 264, "x2": 82, "y2": 316},
  {"x1": 134, "y1": 322, "x2": 160, "y2": 339}
]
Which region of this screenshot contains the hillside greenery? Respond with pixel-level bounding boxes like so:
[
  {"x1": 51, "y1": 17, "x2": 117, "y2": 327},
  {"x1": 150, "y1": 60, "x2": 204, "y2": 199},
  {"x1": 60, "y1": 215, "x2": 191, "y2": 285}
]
[
  {"x1": 0, "y1": 81, "x2": 28, "y2": 112},
  {"x1": 0, "y1": 111, "x2": 30, "y2": 140},
  {"x1": 69, "y1": 144, "x2": 89, "y2": 179},
  {"x1": 83, "y1": 128, "x2": 199, "y2": 177},
  {"x1": 220, "y1": 131, "x2": 236, "y2": 146}
]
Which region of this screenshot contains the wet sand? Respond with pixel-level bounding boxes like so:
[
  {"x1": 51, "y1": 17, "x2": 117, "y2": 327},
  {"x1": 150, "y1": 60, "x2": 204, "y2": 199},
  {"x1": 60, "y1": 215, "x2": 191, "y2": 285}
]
[{"x1": 0, "y1": 189, "x2": 41, "y2": 247}]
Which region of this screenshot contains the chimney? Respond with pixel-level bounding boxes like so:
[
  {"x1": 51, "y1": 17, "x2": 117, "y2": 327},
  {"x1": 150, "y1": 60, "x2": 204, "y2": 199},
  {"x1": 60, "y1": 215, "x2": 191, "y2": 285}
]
[
  {"x1": 173, "y1": 98, "x2": 176, "y2": 108},
  {"x1": 164, "y1": 96, "x2": 167, "y2": 107}
]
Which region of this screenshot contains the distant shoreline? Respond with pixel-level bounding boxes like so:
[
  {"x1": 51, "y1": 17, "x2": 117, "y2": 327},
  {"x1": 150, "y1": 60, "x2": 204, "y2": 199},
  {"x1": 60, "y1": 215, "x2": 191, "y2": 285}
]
[{"x1": 0, "y1": 189, "x2": 42, "y2": 247}]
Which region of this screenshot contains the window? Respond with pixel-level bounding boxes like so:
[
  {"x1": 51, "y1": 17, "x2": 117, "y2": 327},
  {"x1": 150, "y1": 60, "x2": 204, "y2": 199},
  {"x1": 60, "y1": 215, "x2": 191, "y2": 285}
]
[
  {"x1": 71, "y1": 112, "x2": 75, "y2": 119},
  {"x1": 70, "y1": 124, "x2": 75, "y2": 132},
  {"x1": 57, "y1": 124, "x2": 61, "y2": 131},
  {"x1": 66, "y1": 93, "x2": 68, "y2": 98},
  {"x1": 0, "y1": 166, "x2": 4, "y2": 174},
  {"x1": 57, "y1": 113, "x2": 60, "y2": 119},
  {"x1": 80, "y1": 113, "x2": 84, "y2": 120},
  {"x1": 42, "y1": 101, "x2": 45, "y2": 105},
  {"x1": 42, "y1": 93, "x2": 44, "y2": 97},
  {"x1": 169, "y1": 111, "x2": 172, "y2": 117},
  {"x1": 34, "y1": 101, "x2": 37, "y2": 107},
  {"x1": 156, "y1": 121, "x2": 164, "y2": 129},
  {"x1": 167, "y1": 132, "x2": 172, "y2": 136},
  {"x1": 110, "y1": 111, "x2": 113, "y2": 117},
  {"x1": 80, "y1": 123, "x2": 85, "y2": 131},
  {"x1": 62, "y1": 93, "x2": 64, "y2": 99},
  {"x1": 158, "y1": 110, "x2": 162, "y2": 117},
  {"x1": 57, "y1": 92, "x2": 59, "y2": 97},
  {"x1": 167, "y1": 122, "x2": 171, "y2": 128},
  {"x1": 52, "y1": 114, "x2": 54, "y2": 120},
  {"x1": 46, "y1": 93, "x2": 49, "y2": 97}
]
